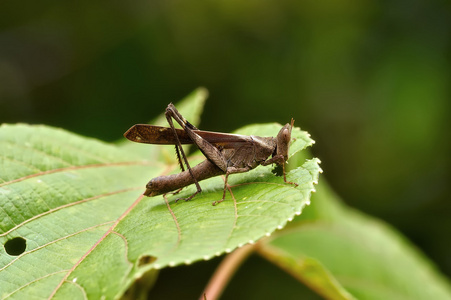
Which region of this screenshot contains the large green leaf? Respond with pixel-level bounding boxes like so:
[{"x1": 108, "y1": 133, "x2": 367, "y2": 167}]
[
  {"x1": 257, "y1": 181, "x2": 451, "y2": 300},
  {"x1": 0, "y1": 89, "x2": 320, "y2": 299}
]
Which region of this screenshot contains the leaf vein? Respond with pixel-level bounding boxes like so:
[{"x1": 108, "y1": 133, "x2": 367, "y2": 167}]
[
  {"x1": 111, "y1": 231, "x2": 133, "y2": 268},
  {"x1": 1, "y1": 187, "x2": 140, "y2": 237},
  {"x1": 163, "y1": 194, "x2": 182, "y2": 252},
  {"x1": 1, "y1": 141, "x2": 74, "y2": 167},
  {"x1": 0, "y1": 155, "x2": 43, "y2": 174},
  {"x1": 0, "y1": 221, "x2": 115, "y2": 273},
  {"x1": 1, "y1": 269, "x2": 69, "y2": 299},
  {"x1": 48, "y1": 194, "x2": 145, "y2": 299},
  {"x1": 0, "y1": 161, "x2": 154, "y2": 188}
]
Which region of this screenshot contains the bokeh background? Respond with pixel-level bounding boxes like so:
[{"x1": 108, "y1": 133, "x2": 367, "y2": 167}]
[{"x1": 1, "y1": 0, "x2": 450, "y2": 297}]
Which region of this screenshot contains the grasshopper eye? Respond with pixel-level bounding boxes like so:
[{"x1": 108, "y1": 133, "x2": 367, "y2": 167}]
[
  {"x1": 276, "y1": 123, "x2": 292, "y2": 158},
  {"x1": 281, "y1": 128, "x2": 290, "y2": 142}
]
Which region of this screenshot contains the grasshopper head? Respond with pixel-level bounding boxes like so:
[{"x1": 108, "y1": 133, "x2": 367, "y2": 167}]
[
  {"x1": 144, "y1": 178, "x2": 162, "y2": 197},
  {"x1": 276, "y1": 118, "x2": 294, "y2": 162}
]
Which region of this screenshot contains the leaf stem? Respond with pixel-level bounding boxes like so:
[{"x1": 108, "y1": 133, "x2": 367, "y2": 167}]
[{"x1": 200, "y1": 244, "x2": 254, "y2": 300}]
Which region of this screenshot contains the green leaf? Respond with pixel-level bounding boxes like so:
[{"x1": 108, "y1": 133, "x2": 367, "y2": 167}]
[
  {"x1": 0, "y1": 89, "x2": 320, "y2": 299},
  {"x1": 257, "y1": 181, "x2": 451, "y2": 300}
]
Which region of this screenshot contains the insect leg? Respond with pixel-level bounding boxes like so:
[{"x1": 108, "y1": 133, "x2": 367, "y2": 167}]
[
  {"x1": 165, "y1": 106, "x2": 203, "y2": 197},
  {"x1": 262, "y1": 156, "x2": 298, "y2": 186},
  {"x1": 167, "y1": 103, "x2": 198, "y2": 130},
  {"x1": 213, "y1": 166, "x2": 251, "y2": 206},
  {"x1": 166, "y1": 104, "x2": 228, "y2": 172}
]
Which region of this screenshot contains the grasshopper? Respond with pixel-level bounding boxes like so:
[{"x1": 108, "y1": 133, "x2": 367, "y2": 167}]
[{"x1": 124, "y1": 103, "x2": 296, "y2": 205}]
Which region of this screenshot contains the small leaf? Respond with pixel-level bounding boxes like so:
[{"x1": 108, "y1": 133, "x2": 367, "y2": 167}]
[
  {"x1": 0, "y1": 89, "x2": 320, "y2": 299},
  {"x1": 257, "y1": 181, "x2": 451, "y2": 300}
]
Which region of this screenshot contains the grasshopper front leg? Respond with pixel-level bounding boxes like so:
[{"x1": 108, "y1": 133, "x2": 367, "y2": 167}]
[{"x1": 261, "y1": 155, "x2": 298, "y2": 187}]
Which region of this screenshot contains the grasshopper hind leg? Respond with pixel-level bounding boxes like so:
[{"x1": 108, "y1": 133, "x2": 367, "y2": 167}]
[{"x1": 165, "y1": 104, "x2": 203, "y2": 197}]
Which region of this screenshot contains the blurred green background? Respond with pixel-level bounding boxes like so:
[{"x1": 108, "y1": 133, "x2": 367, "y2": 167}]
[{"x1": 1, "y1": 0, "x2": 450, "y2": 296}]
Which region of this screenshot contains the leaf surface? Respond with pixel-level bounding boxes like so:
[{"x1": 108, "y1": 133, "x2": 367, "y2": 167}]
[
  {"x1": 257, "y1": 181, "x2": 451, "y2": 300},
  {"x1": 0, "y1": 89, "x2": 320, "y2": 299}
]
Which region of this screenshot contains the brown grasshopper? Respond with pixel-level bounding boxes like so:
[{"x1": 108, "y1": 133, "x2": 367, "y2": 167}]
[{"x1": 124, "y1": 103, "x2": 297, "y2": 205}]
